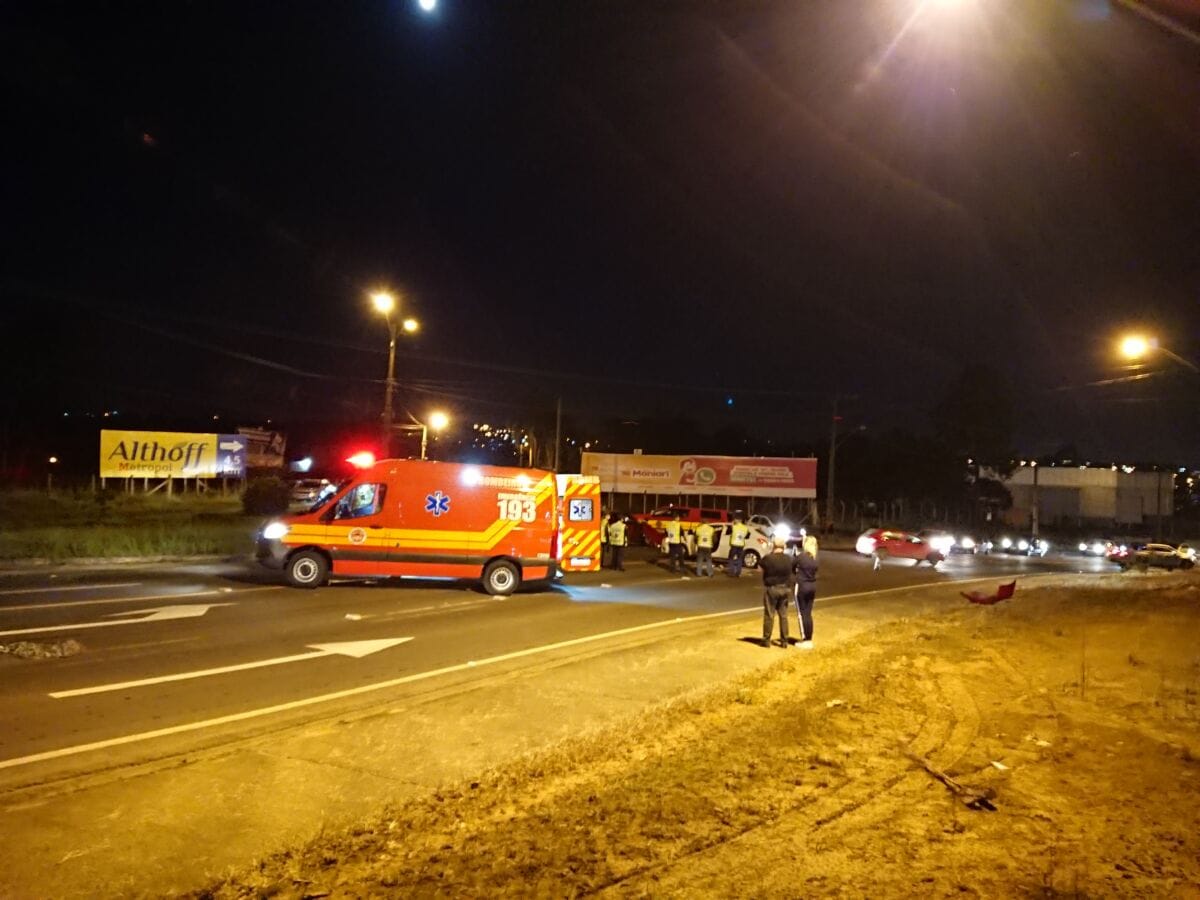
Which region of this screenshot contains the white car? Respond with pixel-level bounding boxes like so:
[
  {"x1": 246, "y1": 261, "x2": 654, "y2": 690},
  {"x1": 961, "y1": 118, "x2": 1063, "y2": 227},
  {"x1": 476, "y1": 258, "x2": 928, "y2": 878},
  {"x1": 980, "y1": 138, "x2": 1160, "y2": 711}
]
[{"x1": 667, "y1": 523, "x2": 774, "y2": 569}]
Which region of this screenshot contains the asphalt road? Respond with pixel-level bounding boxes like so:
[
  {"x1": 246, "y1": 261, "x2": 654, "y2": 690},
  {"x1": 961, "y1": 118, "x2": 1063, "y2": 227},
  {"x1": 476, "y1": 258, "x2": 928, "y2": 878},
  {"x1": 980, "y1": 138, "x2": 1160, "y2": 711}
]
[{"x1": 0, "y1": 548, "x2": 1113, "y2": 780}]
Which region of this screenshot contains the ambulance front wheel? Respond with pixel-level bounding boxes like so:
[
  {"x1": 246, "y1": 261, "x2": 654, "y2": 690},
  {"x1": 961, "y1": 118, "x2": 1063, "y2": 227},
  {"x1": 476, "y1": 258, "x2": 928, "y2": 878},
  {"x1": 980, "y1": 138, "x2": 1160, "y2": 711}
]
[
  {"x1": 483, "y1": 560, "x2": 520, "y2": 596},
  {"x1": 286, "y1": 550, "x2": 329, "y2": 589}
]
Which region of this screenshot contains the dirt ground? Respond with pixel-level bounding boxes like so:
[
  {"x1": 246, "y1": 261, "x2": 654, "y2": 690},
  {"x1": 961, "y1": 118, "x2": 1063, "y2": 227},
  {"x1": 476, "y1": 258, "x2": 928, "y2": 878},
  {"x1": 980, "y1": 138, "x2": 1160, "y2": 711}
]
[{"x1": 194, "y1": 577, "x2": 1200, "y2": 898}]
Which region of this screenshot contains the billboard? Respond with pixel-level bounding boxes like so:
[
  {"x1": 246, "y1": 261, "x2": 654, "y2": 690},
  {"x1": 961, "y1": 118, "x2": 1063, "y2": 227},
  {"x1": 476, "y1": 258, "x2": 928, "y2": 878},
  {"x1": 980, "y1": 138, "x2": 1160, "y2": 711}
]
[
  {"x1": 581, "y1": 452, "x2": 817, "y2": 498},
  {"x1": 99, "y1": 430, "x2": 247, "y2": 479},
  {"x1": 237, "y1": 426, "x2": 287, "y2": 469}
]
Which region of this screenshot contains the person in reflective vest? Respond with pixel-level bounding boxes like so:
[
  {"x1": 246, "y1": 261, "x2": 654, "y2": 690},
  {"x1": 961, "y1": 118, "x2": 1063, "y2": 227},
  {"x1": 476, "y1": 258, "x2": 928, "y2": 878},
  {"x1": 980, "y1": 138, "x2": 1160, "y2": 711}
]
[
  {"x1": 727, "y1": 513, "x2": 750, "y2": 577},
  {"x1": 665, "y1": 514, "x2": 685, "y2": 574},
  {"x1": 608, "y1": 515, "x2": 628, "y2": 571},
  {"x1": 695, "y1": 521, "x2": 715, "y2": 577}
]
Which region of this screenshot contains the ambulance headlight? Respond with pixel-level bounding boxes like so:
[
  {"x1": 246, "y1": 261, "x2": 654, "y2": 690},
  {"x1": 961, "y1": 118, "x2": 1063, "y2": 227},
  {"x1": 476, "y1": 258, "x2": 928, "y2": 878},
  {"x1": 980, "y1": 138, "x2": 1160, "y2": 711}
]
[{"x1": 262, "y1": 521, "x2": 290, "y2": 540}]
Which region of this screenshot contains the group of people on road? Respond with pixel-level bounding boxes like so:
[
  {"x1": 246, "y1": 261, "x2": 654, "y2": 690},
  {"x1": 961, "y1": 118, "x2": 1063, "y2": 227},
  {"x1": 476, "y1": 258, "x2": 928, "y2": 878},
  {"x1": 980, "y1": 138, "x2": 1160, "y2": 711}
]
[
  {"x1": 599, "y1": 511, "x2": 628, "y2": 571},
  {"x1": 664, "y1": 514, "x2": 719, "y2": 577},
  {"x1": 598, "y1": 508, "x2": 819, "y2": 650}
]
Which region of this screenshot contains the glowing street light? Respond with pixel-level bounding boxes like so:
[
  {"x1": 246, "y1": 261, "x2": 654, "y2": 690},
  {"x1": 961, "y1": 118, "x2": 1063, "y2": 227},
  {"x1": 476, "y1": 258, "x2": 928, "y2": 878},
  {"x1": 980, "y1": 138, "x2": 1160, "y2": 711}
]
[
  {"x1": 1119, "y1": 334, "x2": 1152, "y2": 361},
  {"x1": 418, "y1": 411, "x2": 450, "y2": 460},
  {"x1": 372, "y1": 290, "x2": 420, "y2": 457},
  {"x1": 417, "y1": 0, "x2": 437, "y2": 11},
  {"x1": 1117, "y1": 333, "x2": 1198, "y2": 372}
]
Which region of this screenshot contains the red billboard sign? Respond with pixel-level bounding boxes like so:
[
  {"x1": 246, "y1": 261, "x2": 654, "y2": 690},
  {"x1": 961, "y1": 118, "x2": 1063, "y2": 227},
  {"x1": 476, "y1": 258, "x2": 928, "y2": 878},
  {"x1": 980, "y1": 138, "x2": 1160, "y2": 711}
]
[{"x1": 581, "y1": 452, "x2": 817, "y2": 498}]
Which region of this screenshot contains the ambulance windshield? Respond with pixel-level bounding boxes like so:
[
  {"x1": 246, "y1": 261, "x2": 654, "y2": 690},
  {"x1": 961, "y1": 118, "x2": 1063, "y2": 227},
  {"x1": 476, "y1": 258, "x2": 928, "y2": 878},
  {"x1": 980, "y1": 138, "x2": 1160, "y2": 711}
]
[{"x1": 307, "y1": 477, "x2": 352, "y2": 513}]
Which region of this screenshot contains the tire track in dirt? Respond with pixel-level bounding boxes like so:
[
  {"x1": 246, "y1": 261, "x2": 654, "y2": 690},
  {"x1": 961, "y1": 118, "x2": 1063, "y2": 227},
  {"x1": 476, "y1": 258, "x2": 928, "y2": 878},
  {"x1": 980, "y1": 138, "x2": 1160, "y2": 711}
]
[{"x1": 597, "y1": 642, "x2": 986, "y2": 896}]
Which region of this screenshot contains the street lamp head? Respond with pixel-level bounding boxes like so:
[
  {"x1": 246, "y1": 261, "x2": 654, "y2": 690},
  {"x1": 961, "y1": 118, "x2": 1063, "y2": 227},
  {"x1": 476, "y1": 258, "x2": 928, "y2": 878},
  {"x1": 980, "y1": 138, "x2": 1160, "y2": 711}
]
[
  {"x1": 1119, "y1": 334, "x2": 1154, "y2": 361},
  {"x1": 429, "y1": 411, "x2": 450, "y2": 431},
  {"x1": 371, "y1": 291, "x2": 397, "y2": 315},
  {"x1": 402, "y1": 317, "x2": 419, "y2": 333}
]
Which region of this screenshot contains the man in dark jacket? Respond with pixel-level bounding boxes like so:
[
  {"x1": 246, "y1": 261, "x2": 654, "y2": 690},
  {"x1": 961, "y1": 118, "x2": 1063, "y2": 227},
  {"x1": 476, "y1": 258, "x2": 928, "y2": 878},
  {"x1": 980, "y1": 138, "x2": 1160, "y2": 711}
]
[
  {"x1": 793, "y1": 535, "x2": 818, "y2": 649},
  {"x1": 759, "y1": 536, "x2": 794, "y2": 648}
]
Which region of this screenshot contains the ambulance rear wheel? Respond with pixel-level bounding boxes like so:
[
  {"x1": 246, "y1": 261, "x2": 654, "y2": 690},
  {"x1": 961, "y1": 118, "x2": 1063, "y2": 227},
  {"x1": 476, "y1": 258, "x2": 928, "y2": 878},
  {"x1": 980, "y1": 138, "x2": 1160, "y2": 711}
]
[
  {"x1": 483, "y1": 560, "x2": 520, "y2": 596},
  {"x1": 286, "y1": 551, "x2": 329, "y2": 589}
]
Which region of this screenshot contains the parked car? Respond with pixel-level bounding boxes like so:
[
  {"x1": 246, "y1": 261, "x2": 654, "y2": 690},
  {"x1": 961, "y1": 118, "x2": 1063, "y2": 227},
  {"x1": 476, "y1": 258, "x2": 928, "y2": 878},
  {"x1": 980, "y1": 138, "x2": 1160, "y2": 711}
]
[
  {"x1": 632, "y1": 505, "x2": 730, "y2": 546},
  {"x1": 1107, "y1": 542, "x2": 1196, "y2": 571},
  {"x1": 856, "y1": 528, "x2": 944, "y2": 567},
  {"x1": 289, "y1": 478, "x2": 334, "y2": 506},
  {"x1": 710, "y1": 523, "x2": 774, "y2": 569}
]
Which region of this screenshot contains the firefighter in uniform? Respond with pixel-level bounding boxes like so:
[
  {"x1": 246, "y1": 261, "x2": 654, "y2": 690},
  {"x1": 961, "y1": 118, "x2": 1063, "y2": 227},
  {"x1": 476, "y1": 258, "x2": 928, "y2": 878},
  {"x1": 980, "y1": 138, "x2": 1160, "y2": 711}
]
[
  {"x1": 695, "y1": 520, "x2": 715, "y2": 577},
  {"x1": 727, "y1": 513, "x2": 750, "y2": 577},
  {"x1": 608, "y1": 515, "x2": 628, "y2": 571},
  {"x1": 665, "y1": 514, "x2": 685, "y2": 573}
]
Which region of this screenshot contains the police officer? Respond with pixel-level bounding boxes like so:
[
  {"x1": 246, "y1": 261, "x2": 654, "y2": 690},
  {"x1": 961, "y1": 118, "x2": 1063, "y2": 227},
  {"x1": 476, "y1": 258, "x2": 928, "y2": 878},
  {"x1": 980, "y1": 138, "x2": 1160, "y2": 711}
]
[
  {"x1": 665, "y1": 514, "x2": 685, "y2": 574},
  {"x1": 727, "y1": 512, "x2": 750, "y2": 577},
  {"x1": 608, "y1": 514, "x2": 628, "y2": 571},
  {"x1": 695, "y1": 520, "x2": 715, "y2": 577}
]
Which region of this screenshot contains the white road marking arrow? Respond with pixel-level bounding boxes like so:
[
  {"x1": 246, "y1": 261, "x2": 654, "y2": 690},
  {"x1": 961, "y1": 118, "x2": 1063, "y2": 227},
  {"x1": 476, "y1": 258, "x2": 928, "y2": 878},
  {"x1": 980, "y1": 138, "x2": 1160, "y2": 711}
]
[
  {"x1": 49, "y1": 637, "x2": 413, "y2": 698},
  {"x1": 0, "y1": 604, "x2": 234, "y2": 638}
]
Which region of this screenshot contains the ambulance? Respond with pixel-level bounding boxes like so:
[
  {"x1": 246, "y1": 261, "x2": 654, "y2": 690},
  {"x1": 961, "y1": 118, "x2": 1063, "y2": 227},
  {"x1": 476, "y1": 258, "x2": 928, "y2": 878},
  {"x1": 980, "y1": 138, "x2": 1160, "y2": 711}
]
[
  {"x1": 256, "y1": 458, "x2": 560, "y2": 595},
  {"x1": 556, "y1": 474, "x2": 602, "y2": 572}
]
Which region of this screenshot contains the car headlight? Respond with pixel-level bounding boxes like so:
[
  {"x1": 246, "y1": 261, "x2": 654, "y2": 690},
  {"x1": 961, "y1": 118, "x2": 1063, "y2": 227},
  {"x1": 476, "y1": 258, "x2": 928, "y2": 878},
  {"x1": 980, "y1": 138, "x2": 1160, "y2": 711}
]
[
  {"x1": 1000, "y1": 537, "x2": 1013, "y2": 549},
  {"x1": 1017, "y1": 539, "x2": 1029, "y2": 551},
  {"x1": 262, "y1": 521, "x2": 290, "y2": 540},
  {"x1": 960, "y1": 536, "x2": 975, "y2": 550}
]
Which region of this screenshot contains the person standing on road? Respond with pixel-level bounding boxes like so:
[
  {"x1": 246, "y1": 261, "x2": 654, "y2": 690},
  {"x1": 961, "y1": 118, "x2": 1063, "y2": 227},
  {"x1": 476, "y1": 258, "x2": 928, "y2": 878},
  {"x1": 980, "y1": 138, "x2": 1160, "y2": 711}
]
[
  {"x1": 727, "y1": 513, "x2": 749, "y2": 577},
  {"x1": 599, "y1": 509, "x2": 610, "y2": 569},
  {"x1": 793, "y1": 535, "x2": 818, "y2": 649},
  {"x1": 608, "y1": 514, "x2": 628, "y2": 571},
  {"x1": 665, "y1": 514, "x2": 685, "y2": 574},
  {"x1": 695, "y1": 520, "x2": 716, "y2": 577},
  {"x1": 759, "y1": 536, "x2": 794, "y2": 648}
]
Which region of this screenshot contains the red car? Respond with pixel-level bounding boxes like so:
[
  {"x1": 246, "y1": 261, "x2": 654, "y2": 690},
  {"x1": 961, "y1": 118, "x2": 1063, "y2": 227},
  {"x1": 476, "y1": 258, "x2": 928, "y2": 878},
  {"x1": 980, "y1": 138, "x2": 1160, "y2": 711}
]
[{"x1": 856, "y1": 528, "x2": 944, "y2": 567}]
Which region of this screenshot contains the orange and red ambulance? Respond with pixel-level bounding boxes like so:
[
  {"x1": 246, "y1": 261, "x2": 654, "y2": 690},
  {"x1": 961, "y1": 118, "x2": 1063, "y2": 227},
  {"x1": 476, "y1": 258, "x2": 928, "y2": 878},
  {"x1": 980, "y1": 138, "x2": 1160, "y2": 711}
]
[
  {"x1": 256, "y1": 458, "x2": 559, "y2": 595},
  {"x1": 556, "y1": 474, "x2": 602, "y2": 572}
]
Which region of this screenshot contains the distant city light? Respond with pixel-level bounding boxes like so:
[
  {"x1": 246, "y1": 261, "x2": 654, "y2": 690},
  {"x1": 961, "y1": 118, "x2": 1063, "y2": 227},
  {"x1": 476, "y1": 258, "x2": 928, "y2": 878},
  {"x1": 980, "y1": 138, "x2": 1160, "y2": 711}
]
[
  {"x1": 294, "y1": 457, "x2": 314, "y2": 473},
  {"x1": 48, "y1": 456, "x2": 58, "y2": 464}
]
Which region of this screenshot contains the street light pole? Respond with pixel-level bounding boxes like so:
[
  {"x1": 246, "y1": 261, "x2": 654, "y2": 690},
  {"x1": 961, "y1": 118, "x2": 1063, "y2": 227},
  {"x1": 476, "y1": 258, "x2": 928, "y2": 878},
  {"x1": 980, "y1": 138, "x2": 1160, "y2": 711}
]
[
  {"x1": 382, "y1": 317, "x2": 398, "y2": 457},
  {"x1": 372, "y1": 291, "x2": 419, "y2": 459},
  {"x1": 826, "y1": 399, "x2": 839, "y2": 531}
]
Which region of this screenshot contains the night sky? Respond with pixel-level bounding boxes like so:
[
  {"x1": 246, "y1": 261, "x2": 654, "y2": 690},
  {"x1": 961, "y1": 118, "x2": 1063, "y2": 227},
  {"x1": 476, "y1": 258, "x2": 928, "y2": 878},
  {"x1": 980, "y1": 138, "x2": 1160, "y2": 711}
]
[{"x1": 4, "y1": 0, "x2": 1200, "y2": 469}]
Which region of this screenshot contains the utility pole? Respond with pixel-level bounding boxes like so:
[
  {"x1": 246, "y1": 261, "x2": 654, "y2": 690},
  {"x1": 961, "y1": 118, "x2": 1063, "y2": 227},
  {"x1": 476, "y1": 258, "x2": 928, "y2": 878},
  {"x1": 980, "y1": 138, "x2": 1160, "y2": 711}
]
[
  {"x1": 826, "y1": 398, "x2": 840, "y2": 532},
  {"x1": 1030, "y1": 461, "x2": 1039, "y2": 539},
  {"x1": 381, "y1": 317, "x2": 398, "y2": 458},
  {"x1": 553, "y1": 396, "x2": 562, "y2": 472}
]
